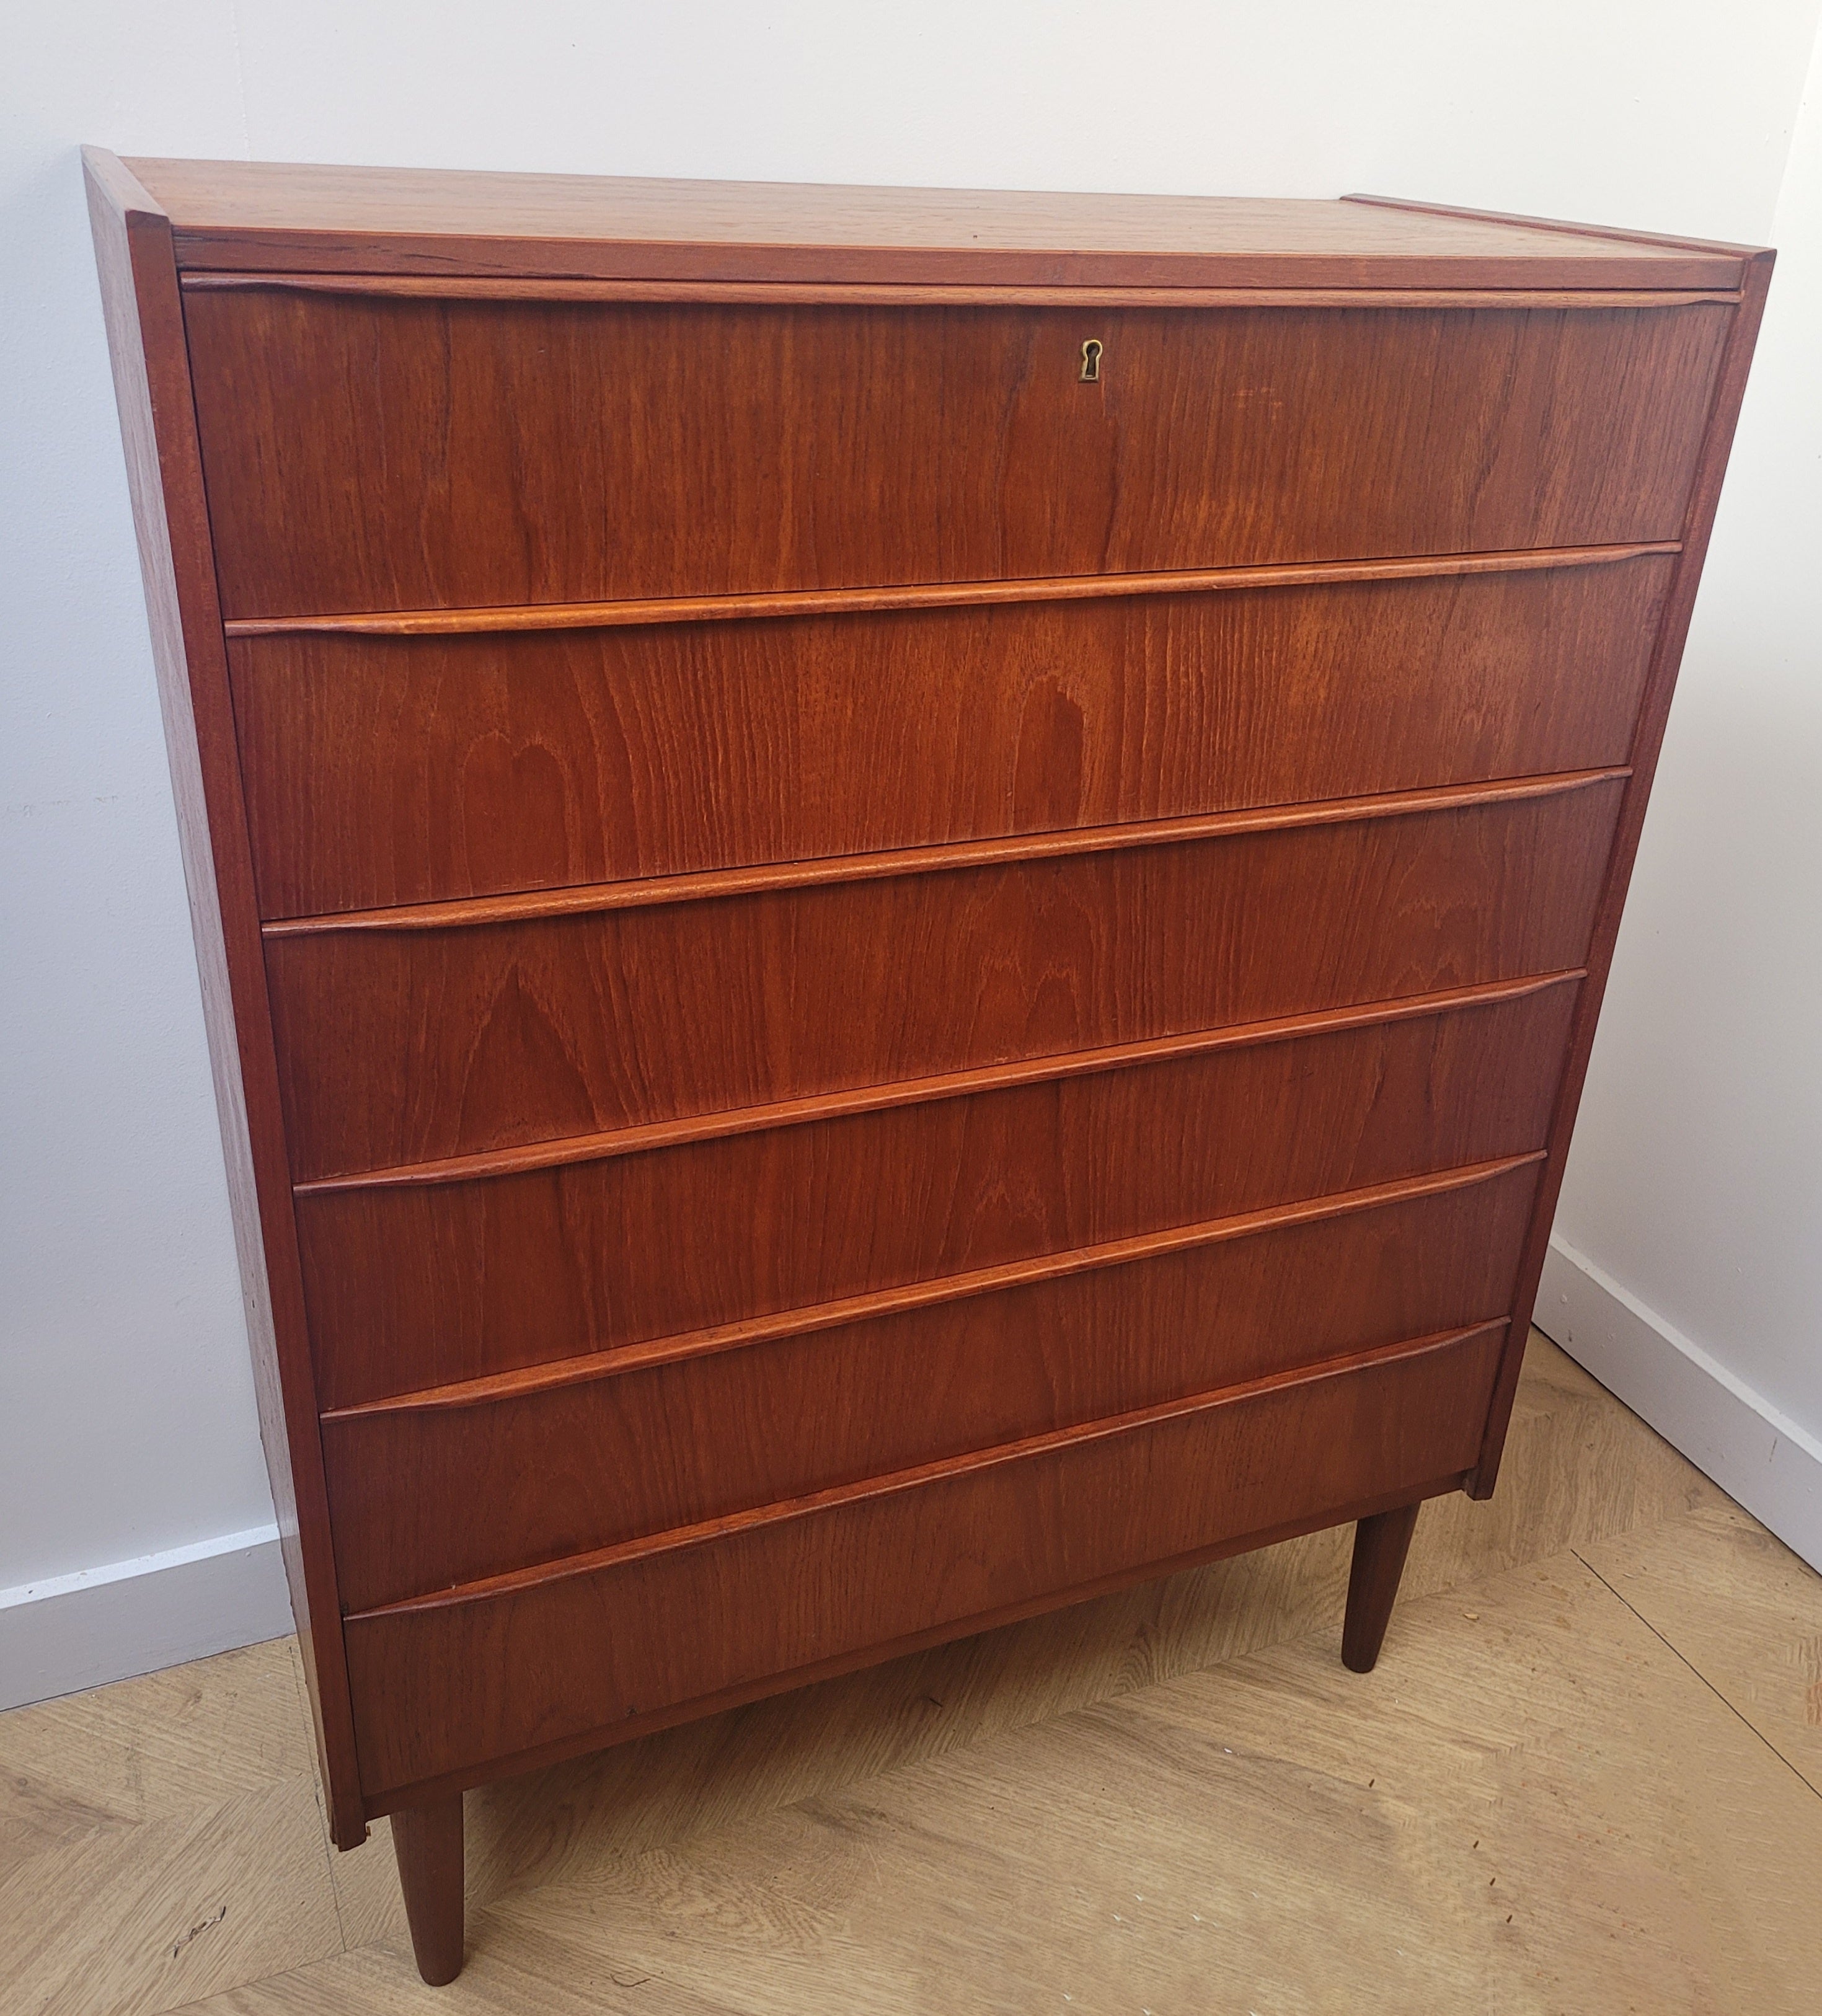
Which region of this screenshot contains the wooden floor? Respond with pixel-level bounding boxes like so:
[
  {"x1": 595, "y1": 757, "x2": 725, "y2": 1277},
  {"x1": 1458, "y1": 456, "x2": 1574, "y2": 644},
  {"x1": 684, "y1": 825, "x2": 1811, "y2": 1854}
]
[{"x1": 4, "y1": 1333, "x2": 1820, "y2": 2015}]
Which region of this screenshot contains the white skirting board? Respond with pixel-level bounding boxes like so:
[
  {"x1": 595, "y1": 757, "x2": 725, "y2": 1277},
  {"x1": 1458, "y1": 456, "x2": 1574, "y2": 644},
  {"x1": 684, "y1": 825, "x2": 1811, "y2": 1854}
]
[
  {"x1": 0, "y1": 1524, "x2": 293, "y2": 1711},
  {"x1": 1536, "y1": 1236, "x2": 1822, "y2": 1573}
]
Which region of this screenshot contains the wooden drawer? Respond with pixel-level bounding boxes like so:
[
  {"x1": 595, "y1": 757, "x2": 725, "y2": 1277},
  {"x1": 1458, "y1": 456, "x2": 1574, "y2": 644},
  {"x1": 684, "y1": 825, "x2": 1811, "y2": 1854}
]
[
  {"x1": 264, "y1": 776, "x2": 1622, "y2": 1182},
  {"x1": 322, "y1": 1159, "x2": 1537, "y2": 1609},
  {"x1": 185, "y1": 293, "x2": 1727, "y2": 618},
  {"x1": 298, "y1": 978, "x2": 1575, "y2": 1408},
  {"x1": 234, "y1": 556, "x2": 1671, "y2": 920},
  {"x1": 341, "y1": 1322, "x2": 1503, "y2": 1795}
]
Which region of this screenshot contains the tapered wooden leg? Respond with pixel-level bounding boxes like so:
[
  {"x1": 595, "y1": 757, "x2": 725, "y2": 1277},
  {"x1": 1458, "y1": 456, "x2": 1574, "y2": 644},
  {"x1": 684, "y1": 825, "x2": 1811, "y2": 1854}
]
[
  {"x1": 1342, "y1": 1501, "x2": 1422, "y2": 1673},
  {"x1": 391, "y1": 1793, "x2": 465, "y2": 1986}
]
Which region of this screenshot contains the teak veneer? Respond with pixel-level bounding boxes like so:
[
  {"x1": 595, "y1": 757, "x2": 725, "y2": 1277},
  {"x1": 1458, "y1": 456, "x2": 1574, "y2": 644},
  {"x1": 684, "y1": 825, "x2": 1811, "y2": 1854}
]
[{"x1": 85, "y1": 151, "x2": 1769, "y2": 1986}]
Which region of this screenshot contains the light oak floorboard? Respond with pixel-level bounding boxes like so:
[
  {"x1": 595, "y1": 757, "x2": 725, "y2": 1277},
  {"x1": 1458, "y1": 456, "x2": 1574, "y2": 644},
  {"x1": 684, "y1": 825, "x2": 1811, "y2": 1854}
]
[
  {"x1": 0, "y1": 1637, "x2": 313, "y2": 1867},
  {"x1": 0, "y1": 1770, "x2": 342, "y2": 2016},
  {"x1": 173, "y1": 1938, "x2": 747, "y2": 2016},
  {"x1": 0, "y1": 1638, "x2": 345, "y2": 2016},
  {"x1": 1578, "y1": 1498, "x2": 1822, "y2": 1797}
]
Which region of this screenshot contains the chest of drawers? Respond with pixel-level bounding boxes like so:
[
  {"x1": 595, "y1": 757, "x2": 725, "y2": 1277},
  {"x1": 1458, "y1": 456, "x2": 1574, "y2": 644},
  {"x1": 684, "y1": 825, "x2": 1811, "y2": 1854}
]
[{"x1": 86, "y1": 152, "x2": 1768, "y2": 1985}]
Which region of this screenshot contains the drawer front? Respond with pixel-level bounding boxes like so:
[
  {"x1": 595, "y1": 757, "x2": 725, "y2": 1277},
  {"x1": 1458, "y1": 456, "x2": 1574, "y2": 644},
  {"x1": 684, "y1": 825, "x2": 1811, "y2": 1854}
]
[
  {"x1": 323, "y1": 1161, "x2": 1536, "y2": 1609},
  {"x1": 299, "y1": 981, "x2": 1575, "y2": 1408},
  {"x1": 235, "y1": 557, "x2": 1671, "y2": 919},
  {"x1": 265, "y1": 779, "x2": 1622, "y2": 1182},
  {"x1": 342, "y1": 1324, "x2": 1501, "y2": 1796},
  {"x1": 185, "y1": 294, "x2": 1727, "y2": 618}
]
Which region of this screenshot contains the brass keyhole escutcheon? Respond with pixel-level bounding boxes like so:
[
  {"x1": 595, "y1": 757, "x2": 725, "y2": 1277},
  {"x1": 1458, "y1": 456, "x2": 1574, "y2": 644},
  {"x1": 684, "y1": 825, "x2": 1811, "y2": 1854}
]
[{"x1": 1080, "y1": 338, "x2": 1103, "y2": 383}]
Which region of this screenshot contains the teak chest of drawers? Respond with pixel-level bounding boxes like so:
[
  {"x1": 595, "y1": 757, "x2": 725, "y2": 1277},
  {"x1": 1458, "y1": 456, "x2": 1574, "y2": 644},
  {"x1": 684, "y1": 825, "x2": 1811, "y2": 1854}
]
[{"x1": 87, "y1": 152, "x2": 1768, "y2": 1984}]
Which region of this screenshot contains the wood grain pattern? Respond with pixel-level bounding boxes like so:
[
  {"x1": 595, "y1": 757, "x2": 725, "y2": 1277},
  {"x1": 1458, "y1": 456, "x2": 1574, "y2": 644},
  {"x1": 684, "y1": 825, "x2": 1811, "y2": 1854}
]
[
  {"x1": 321, "y1": 1165, "x2": 1534, "y2": 1608},
  {"x1": 184, "y1": 293, "x2": 1728, "y2": 617},
  {"x1": 341, "y1": 1326, "x2": 1501, "y2": 1798},
  {"x1": 123, "y1": 157, "x2": 1751, "y2": 286},
  {"x1": 233, "y1": 557, "x2": 1671, "y2": 918},
  {"x1": 264, "y1": 778, "x2": 1624, "y2": 1182},
  {"x1": 298, "y1": 981, "x2": 1574, "y2": 1409},
  {"x1": 81, "y1": 149, "x2": 369, "y2": 1851}
]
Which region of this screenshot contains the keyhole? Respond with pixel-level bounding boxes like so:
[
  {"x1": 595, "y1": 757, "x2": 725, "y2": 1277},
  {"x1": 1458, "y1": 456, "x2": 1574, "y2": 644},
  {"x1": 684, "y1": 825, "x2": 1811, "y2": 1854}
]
[{"x1": 1079, "y1": 338, "x2": 1103, "y2": 383}]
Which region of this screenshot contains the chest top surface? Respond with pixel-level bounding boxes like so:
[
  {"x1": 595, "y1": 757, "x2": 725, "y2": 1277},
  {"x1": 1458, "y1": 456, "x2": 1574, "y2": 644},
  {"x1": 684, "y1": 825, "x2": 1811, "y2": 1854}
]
[{"x1": 115, "y1": 155, "x2": 1753, "y2": 290}]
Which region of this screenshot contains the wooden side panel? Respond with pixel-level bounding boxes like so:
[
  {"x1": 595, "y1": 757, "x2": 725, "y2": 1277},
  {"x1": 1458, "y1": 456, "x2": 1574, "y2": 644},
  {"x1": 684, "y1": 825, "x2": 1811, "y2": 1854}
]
[
  {"x1": 324, "y1": 1162, "x2": 1537, "y2": 1608},
  {"x1": 342, "y1": 1325, "x2": 1502, "y2": 1797},
  {"x1": 233, "y1": 558, "x2": 1673, "y2": 918},
  {"x1": 299, "y1": 981, "x2": 1576, "y2": 1407},
  {"x1": 183, "y1": 294, "x2": 1728, "y2": 617},
  {"x1": 264, "y1": 781, "x2": 1625, "y2": 1181},
  {"x1": 80, "y1": 152, "x2": 368, "y2": 1847}
]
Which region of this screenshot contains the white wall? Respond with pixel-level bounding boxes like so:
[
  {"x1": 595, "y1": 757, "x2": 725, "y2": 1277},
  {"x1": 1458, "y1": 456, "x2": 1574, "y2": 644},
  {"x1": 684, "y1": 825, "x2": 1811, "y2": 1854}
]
[
  {"x1": 1544, "y1": 26, "x2": 1822, "y2": 1565},
  {"x1": 4, "y1": 2, "x2": 1820, "y2": 1703}
]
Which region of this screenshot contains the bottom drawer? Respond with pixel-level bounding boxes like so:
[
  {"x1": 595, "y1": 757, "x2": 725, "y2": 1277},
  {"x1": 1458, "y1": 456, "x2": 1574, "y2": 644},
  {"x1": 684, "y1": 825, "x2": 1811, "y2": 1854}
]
[{"x1": 343, "y1": 1322, "x2": 1503, "y2": 1798}]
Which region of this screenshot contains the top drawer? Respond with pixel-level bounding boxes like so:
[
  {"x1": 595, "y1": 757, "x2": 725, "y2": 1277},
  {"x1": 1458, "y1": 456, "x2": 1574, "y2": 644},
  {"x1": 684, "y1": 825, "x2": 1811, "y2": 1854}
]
[{"x1": 182, "y1": 292, "x2": 1728, "y2": 619}]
